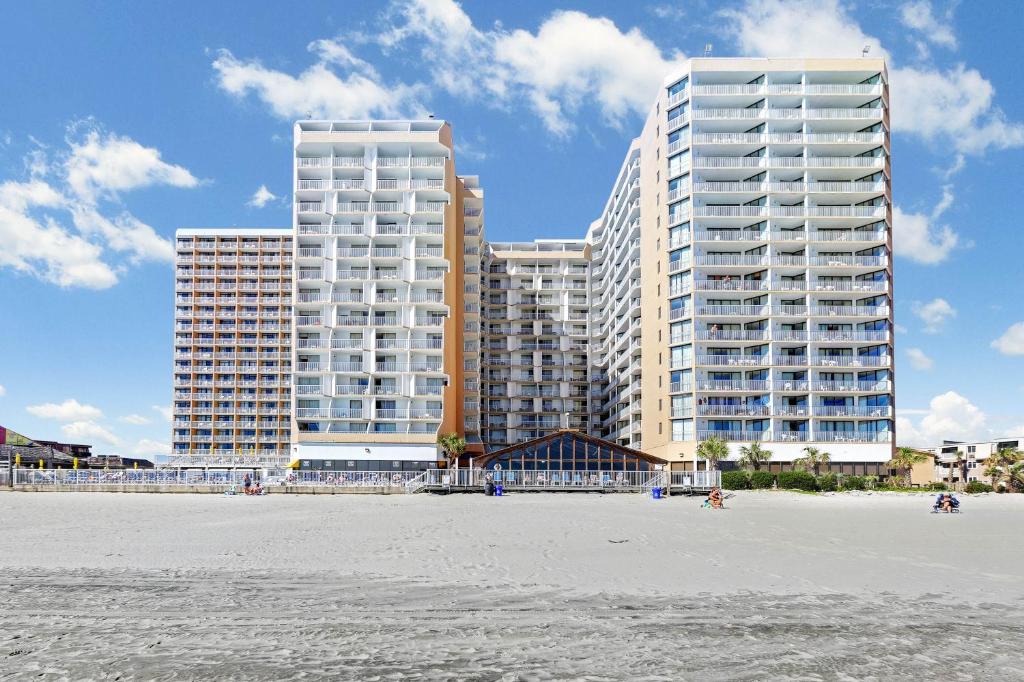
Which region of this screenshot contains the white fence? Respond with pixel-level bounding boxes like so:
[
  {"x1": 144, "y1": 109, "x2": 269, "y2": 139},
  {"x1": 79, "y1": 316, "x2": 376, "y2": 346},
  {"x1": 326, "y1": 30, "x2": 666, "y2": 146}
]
[{"x1": 7, "y1": 468, "x2": 721, "y2": 492}]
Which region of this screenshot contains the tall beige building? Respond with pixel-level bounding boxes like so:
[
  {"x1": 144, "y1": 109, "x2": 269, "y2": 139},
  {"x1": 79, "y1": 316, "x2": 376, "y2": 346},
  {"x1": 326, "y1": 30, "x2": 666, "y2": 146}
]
[{"x1": 624, "y1": 58, "x2": 894, "y2": 471}]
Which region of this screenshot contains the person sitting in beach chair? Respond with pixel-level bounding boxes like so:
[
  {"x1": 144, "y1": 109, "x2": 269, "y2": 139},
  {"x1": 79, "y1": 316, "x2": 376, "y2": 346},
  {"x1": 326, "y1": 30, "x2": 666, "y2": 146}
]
[
  {"x1": 252, "y1": 481, "x2": 264, "y2": 496},
  {"x1": 932, "y1": 492, "x2": 959, "y2": 513},
  {"x1": 704, "y1": 487, "x2": 724, "y2": 509}
]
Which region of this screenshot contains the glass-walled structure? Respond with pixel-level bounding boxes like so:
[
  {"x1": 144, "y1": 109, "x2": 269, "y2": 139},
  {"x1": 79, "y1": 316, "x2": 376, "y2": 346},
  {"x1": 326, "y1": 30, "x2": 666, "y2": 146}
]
[{"x1": 474, "y1": 431, "x2": 667, "y2": 471}]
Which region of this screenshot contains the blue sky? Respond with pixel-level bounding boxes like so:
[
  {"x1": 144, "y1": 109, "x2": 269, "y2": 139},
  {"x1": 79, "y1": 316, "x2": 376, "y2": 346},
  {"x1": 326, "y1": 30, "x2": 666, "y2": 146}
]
[{"x1": 1, "y1": 0, "x2": 1023, "y2": 456}]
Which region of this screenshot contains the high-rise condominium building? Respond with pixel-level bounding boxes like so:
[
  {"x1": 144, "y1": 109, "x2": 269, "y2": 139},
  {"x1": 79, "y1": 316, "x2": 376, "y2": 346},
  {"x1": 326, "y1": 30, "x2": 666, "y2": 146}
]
[
  {"x1": 628, "y1": 57, "x2": 893, "y2": 470},
  {"x1": 291, "y1": 120, "x2": 479, "y2": 468},
  {"x1": 173, "y1": 57, "x2": 895, "y2": 473},
  {"x1": 481, "y1": 240, "x2": 593, "y2": 447},
  {"x1": 171, "y1": 229, "x2": 293, "y2": 465}
]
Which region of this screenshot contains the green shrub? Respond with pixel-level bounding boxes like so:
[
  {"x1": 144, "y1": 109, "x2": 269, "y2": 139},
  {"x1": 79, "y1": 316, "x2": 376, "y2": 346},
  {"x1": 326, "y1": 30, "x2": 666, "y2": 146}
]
[
  {"x1": 721, "y1": 470, "x2": 750, "y2": 490},
  {"x1": 750, "y1": 470, "x2": 775, "y2": 489},
  {"x1": 928, "y1": 482, "x2": 948, "y2": 491},
  {"x1": 841, "y1": 475, "x2": 866, "y2": 491},
  {"x1": 964, "y1": 481, "x2": 993, "y2": 494},
  {"x1": 817, "y1": 473, "x2": 838, "y2": 492},
  {"x1": 777, "y1": 470, "x2": 818, "y2": 491}
]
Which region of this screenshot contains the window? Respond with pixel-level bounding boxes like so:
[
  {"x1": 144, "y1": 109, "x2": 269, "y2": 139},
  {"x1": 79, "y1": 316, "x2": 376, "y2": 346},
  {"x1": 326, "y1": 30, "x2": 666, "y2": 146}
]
[{"x1": 668, "y1": 77, "x2": 688, "y2": 97}]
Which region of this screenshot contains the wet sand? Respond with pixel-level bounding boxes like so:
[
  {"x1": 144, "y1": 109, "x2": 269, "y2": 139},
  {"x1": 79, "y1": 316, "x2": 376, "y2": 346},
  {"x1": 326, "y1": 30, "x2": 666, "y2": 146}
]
[{"x1": 0, "y1": 491, "x2": 1022, "y2": 680}]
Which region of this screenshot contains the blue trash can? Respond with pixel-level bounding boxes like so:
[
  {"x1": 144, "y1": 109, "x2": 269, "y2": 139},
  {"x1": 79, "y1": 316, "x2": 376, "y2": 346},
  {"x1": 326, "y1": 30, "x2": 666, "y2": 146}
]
[
  {"x1": 652, "y1": 487, "x2": 662, "y2": 500},
  {"x1": 495, "y1": 485, "x2": 504, "y2": 497}
]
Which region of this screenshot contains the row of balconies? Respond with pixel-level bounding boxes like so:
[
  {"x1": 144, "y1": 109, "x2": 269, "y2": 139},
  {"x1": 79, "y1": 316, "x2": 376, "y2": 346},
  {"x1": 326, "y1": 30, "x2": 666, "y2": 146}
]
[
  {"x1": 294, "y1": 408, "x2": 443, "y2": 420},
  {"x1": 175, "y1": 255, "x2": 292, "y2": 266},
  {"x1": 296, "y1": 384, "x2": 443, "y2": 397},
  {"x1": 297, "y1": 200, "x2": 447, "y2": 214},
  {"x1": 670, "y1": 255, "x2": 887, "y2": 270},
  {"x1": 294, "y1": 338, "x2": 443, "y2": 351},
  {"x1": 680, "y1": 205, "x2": 886, "y2": 220},
  {"x1": 295, "y1": 155, "x2": 446, "y2": 169},
  {"x1": 686, "y1": 279, "x2": 886, "y2": 293},
  {"x1": 297, "y1": 223, "x2": 444, "y2": 237},
  {"x1": 297, "y1": 268, "x2": 446, "y2": 282},
  {"x1": 295, "y1": 246, "x2": 445, "y2": 259},
  {"x1": 172, "y1": 421, "x2": 288, "y2": 429},
  {"x1": 685, "y1": 156, "x2": 884, "y2": 172},
  {"x1": 678, "y1": 405, "x2": 892, "y2": 418},
  {"x1": 175, "y1": 283, "x2": 289, "y2": 292},
  {"x1": 175, "y1": 322, "x2": 287, "y2": 332},
  {"x1": 174, "y1": 407, "x2": 289, "y2": 415},
  {"x1": 687, "y1": 304, "x2": 888, "y2": 316},
  {"x1": 295, "y1": 315, "x2": 446, "y2": 328},
  {"x1": 682, "y1": 330, "x2": 889, "y2": 343},
  {"x1": 295, "y1": 361, "x2": 445, "y2": 373},
  {"x1": 689, "y1": 354, "x2": 890, "y2": 368},
  {"x1": 685, "y1": 230, "x2": 886, "y2": 245},
  {"x1": 296, "y1": 178, "x2": 445, "y2": 191},
  {"x1": 176, "y1": 239, "x2": 291, "y2": 250},
  {"x1": 686, "y1": 379, "x2": 891, "y2": 393},
  {"x1": 687, "y1": 83, "x2": 882, "y2": 97},
  {"x1": 690, "y1": 131, "x2": 884, "y2": 146},
  {"x1": 176, "y1": 269, "x2": 291, "y2": 279},
  {"x1": 175, "y1": 296, "x2": 292, "y2": 305},
  {"x1": 692, "y1": 429, "x2": 891, "y2": 443},
  {"x1": 688, "y1": 180, "x2": 886, "y2": 195}
]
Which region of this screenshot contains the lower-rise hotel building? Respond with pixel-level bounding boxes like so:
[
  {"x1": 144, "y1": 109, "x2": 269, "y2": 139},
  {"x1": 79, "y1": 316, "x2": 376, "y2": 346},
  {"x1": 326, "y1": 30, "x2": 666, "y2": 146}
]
[
  {"x1": 172, "y1": 58, "x2": 895, "y2": 474},
  {"x1": 172, "y1": 229, "x2": 293, "y2": 465}
]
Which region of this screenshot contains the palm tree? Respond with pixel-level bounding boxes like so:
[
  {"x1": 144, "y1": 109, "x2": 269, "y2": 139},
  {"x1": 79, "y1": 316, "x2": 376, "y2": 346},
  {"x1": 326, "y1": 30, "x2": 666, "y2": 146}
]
[
  {"x1": 887, "y1": 446, "x2": 927, "y2": 487},
  {"x1": 696, "y1": 435, "x2": 729, "y2": 471},
  {"x1": 984, "y1": 448, "x2": 1022, "y2": 491},
  {"x1": 437, "y1": 433, "x2": 466, "y2": 470},
  {"x1": 794, "y1": 446, "x2": 832, "y2": 476},
  {"x1": 737, "y1": 442, "x2": 772, "y2": 471},
  {"x1": 1007, "y1": 462, "x2": 1024, "y2": 493}
]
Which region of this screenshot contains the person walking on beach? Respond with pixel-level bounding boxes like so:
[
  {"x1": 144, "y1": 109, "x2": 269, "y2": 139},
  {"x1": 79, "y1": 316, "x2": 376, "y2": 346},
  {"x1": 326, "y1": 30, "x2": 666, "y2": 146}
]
[{"x1": 243, "y1": 473, "x2": 252, "y2": 494}]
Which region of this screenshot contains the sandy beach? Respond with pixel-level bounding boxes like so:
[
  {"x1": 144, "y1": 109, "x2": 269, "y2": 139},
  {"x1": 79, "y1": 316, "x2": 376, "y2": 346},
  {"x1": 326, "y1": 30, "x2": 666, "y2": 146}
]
[{"x1": 1, "y1": 490, "x2": 1022, "y2": 680}]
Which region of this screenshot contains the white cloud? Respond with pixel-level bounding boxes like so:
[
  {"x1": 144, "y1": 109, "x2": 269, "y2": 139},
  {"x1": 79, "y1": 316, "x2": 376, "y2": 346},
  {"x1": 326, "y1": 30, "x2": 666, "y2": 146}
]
[
  {"x1": 217, "y1": 2, "x2": 685, "y2": 136},
  {"x1": 720, "y1": 0, "x2": 1024, "y2": 156},
  {"x1": 247, "y1": 184, "x2": 278, "y2": 208},
  {"x1": 211, "y1": 45, "x2": 426, "y2": 121},
  {"x1": 0, "y1": 122, "x2": 195, "y2": 288},
  {"x1": 721, "y1": 0, "x2": 886, "y2": 61},
  {"x1": 492, "y1": 11, "x2": 685, "y2": 135},
  {"x1": 0, "y1": 384, "x2": 6, "y2": 397},
  {"x1": 118, "y1": 414, "x2": 151, "y2": 425},
  {"x1": 64, "y1": 125, "x2": 198, "y2": 202},
  {"x1": 991, "y1": 322, "x2": 1024, "y2": 356},
  {"x1": 152, "y1": 404, "x2": 173, "y2": 422},
  {"x1": 894, "y1": 323, "x2": 909, "y2": 334},
  {"x1": 906, "y1": 347, "x2": 934, "y2": 371},
  {"x1": 896, "y1": 391, "x2": 988, "y2": 447},
  {"x1": 899, "y1": 0, "x2": 957, "y2": 50},
  {"x1": 70, "y1": 206, "x2": 174, "y2": 263},
  {"x1": 26, "y1": 398, "x2": 103, "y2": 421},
  {"x1": 892, "y1": 186, "x2": 960, "y2": 264},
  {"x1": 648, "y1": 4, "x2": 686, "y2": 21},
  {"x1": 912, "y1": 297, "x2": 956, "y2": 333},
  {"x1": 61, "y1": 420, "x2": 121, "y2": 446},
  {"x1": 0, "y1": 180, "x2": 118, "y2": 288},
  {"x1": 132, "y1": 439, "x2": 171, "y2": 456}
]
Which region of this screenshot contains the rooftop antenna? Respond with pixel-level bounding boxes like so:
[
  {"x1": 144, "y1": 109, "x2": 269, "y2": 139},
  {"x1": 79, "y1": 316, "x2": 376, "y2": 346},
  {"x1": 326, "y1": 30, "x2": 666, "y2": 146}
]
[
  {"x1": 861, "y1": 45, "x2": 871, "y2": 58},
  {"x1": 428, "y1": 113, "x2": 435, "y2": 119},
  {"x1": 704, "y1": 42, "x2": 713, "y2": 57}
]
